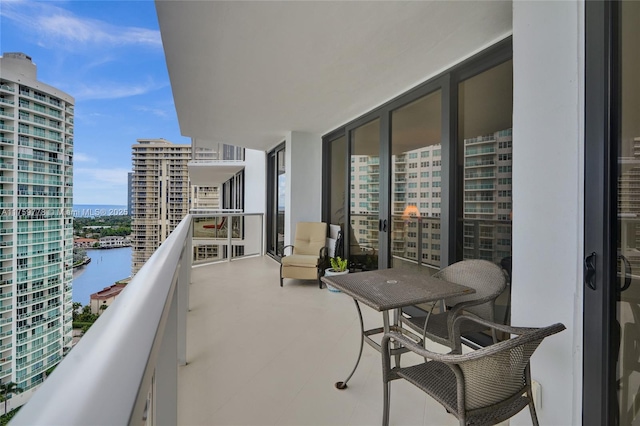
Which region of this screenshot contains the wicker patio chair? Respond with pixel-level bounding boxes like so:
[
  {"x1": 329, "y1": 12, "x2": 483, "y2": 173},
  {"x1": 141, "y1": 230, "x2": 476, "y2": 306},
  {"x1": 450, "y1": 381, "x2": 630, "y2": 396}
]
[
  {"x1": 399, "y1": 259, "x2": 507, "y2": 350},
  {"x1": 382, "y1": 316, "x2": 566, "y2": 426}
]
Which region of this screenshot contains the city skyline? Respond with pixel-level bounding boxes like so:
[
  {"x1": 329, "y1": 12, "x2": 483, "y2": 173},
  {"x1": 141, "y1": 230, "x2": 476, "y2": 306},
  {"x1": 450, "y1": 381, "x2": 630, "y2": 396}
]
[{"x1": 0, "y1": 0, "x2": 189, "y2": 205}]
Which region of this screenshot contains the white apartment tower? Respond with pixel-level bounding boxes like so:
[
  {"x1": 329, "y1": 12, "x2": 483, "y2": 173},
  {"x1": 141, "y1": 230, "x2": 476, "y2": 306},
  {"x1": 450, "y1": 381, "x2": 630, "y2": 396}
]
[
  {"x1": 0, "y1": 52, "x2": 75, "y2": 392},
  {"x1": 131, "y1": 139, "x2": 191, "y2": 274}
]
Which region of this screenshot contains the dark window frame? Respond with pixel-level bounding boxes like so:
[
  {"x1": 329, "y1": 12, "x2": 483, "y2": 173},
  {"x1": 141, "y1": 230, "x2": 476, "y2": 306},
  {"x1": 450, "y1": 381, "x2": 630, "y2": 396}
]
[
  {"x1": 322, "y1": 37, "x2": 512, "y2": 268},
  {"x1": 266, "y1": 142, "x2": 286, "y2": 260},
  {"x1": 584, "y1": 1, "x2": 619, "y2": 424}
]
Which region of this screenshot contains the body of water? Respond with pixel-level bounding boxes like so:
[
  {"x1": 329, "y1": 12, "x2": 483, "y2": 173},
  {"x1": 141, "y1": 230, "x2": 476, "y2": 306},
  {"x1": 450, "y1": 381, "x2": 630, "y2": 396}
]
[{"x1": 72, "y1": 247, "x2": 132, "y2": 305}]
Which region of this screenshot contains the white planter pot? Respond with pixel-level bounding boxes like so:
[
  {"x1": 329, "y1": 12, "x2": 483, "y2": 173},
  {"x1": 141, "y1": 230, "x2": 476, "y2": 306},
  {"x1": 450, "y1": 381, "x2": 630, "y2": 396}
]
[{"x1": 324, "y1": 268, "x2": 348, "y2": 292}]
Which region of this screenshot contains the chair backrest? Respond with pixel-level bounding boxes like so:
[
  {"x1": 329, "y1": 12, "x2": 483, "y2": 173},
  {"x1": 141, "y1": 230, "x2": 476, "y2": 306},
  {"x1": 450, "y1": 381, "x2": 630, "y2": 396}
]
[
  {"x1": 433, "y1": 259, "x2": 507, "y2": 320},
  {"x1": 454, "y1": 322, "x2": 565, "y2": 411},
  {"x1": 293, "y1": 222, "x2": 327, "y2": 256}
]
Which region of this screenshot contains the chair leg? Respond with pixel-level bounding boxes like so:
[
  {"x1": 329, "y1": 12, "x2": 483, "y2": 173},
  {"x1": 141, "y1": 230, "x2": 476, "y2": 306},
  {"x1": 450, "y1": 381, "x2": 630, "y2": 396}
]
[
  {"x1": 317, "y1": 267, "x2": 323, "y2": 289},
  {"x1": 382, "y1": 382, "x2": 390, "y2": 426},
  {"x1": 525, "y1": 365, "x2": 539, "y2": 426},
  {"x1": 280, "y1": 265, "x2": 284, "y2": 287},
  {"x1": 528, "y1": 394, "x2": 539, "y2": 426}
]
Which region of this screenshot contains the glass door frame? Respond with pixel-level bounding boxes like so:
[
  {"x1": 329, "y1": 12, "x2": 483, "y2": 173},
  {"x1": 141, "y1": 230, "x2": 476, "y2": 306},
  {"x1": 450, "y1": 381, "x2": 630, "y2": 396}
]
[
  {"x1": 266, "y1": 142, "x2": 286, "y2": 259},
  {"x1": 584, "y1": 0, "x2": 619, "y2": 423},
  {"x1": 341, "y1": 76, "x2": 450, "y2": 270},
  {"x1": 321, "y1": 40, "x2": 512, "y2": 272},
  {"x1": 384, "y1": 77, "x2": 450, "y2": 269},
  {"x1": 322, "y1": 128, "x2": 346, "y2": 226},
  {"x1": 345, "y1": 113, "x2": 388, "y2": 269}
]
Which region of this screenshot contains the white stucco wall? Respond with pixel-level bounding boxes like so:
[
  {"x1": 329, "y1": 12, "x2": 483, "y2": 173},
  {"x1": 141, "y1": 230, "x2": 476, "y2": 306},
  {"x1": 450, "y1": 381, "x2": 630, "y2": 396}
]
[
  {"x1": 284, "y1": 131, "x2": 323, "y2": 246},
  {"x1": 243, "y1": 149, "x2": 266, "y2": 254},
  {"x1": 244, "y1": 149, "x2": 266, "y2": 214},
  {"x1": 512, "y1": 1, "x2": 584, "y2": 424}
]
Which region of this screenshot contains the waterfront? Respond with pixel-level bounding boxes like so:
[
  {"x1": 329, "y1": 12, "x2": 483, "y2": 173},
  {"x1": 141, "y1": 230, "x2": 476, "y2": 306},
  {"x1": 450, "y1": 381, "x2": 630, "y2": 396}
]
[{"x1": 72, "y1": 247, "x2": 132, "y2": 305}]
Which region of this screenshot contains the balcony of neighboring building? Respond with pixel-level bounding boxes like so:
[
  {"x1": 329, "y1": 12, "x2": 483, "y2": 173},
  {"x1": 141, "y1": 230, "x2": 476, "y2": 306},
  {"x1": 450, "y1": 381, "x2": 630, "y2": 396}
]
[{"x1": 188, "y1": 141, "x2": 245, "y2": 190}]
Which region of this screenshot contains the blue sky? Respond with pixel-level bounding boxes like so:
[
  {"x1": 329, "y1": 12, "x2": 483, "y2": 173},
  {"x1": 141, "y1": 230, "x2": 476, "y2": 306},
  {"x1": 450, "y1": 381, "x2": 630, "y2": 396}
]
[{"x1": 0, "y1": 0, "x2": 190, "y2": 205}]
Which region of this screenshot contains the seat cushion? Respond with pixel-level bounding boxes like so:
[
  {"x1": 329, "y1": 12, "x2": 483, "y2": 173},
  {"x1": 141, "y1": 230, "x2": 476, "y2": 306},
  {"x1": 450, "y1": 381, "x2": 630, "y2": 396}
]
[{"x1": 281, "y1": 254, "x2": 319, "y2": 268}]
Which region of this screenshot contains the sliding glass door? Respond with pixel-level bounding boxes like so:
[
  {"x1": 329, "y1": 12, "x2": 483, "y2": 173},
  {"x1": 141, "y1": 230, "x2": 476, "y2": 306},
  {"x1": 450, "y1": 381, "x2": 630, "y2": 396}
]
[
  {"x1": 322, "y1": 39, "x2": 512, "y2": 286},
  {"x1": 585, "y1": 1, "x2": 640, "y2": 423},
  {"x1": 266, "y1": 143, "x2": 285, "y2": 258},
  {"x1": 348, "y1": 117, "x2": 382, "y2": 270},
  {"x1": 390, "y1": 89, "x2": 442, "y2": 270}
]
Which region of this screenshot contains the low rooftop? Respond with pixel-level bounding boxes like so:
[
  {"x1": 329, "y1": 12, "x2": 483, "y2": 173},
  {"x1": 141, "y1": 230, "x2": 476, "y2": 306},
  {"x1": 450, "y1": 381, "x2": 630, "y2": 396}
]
[{"x1": 90, "y1": 283, "x2": 127, "y2": 300}]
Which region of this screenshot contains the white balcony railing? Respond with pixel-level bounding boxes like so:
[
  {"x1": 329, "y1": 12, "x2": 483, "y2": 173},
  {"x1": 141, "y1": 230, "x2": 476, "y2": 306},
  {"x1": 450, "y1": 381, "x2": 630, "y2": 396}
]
[{"x1": 12, "y1": 212, "x2": 264, "y2": 425}]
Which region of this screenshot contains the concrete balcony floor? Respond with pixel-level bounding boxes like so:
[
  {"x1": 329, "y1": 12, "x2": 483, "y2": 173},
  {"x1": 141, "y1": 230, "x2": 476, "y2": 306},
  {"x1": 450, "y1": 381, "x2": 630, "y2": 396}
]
[{"x1": 179, "y1": 256, "x2": 459, "y2": 426}]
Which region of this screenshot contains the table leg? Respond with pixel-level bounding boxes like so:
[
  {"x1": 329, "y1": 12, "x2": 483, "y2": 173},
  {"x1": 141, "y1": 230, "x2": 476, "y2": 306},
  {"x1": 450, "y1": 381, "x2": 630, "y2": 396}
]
[
  {"x1": 382, "y1": 311, "x2": 401, "y2": 368},
  {"x1": 393, "y1": 309, "x2": 401, "y2": 367},
  {"x1": 335, "y1": 299, "x2": 365, "y2": 390}
]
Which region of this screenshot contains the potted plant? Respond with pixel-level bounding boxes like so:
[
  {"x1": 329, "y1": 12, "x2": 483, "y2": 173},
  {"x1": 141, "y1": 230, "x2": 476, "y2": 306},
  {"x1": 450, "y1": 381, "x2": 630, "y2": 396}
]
[{"x1": 324, "y1": 256, "x2": 349, "y2": 292}]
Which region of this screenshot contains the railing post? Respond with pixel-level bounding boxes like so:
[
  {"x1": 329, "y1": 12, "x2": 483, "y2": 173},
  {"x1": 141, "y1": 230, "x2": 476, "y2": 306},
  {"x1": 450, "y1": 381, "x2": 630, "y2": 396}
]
[
  {"x1": 155, "y1": 285, "x2": 178, "y2": 425},
  {"x1": 417, "y1": 217, "x2": 423, "y2": 267},
  {"x1": 227, "y1": 214, "x2": 232, "y2": 262},
  {"x1": 260, "y1": 214, "x2": 264, "y2": 256}
]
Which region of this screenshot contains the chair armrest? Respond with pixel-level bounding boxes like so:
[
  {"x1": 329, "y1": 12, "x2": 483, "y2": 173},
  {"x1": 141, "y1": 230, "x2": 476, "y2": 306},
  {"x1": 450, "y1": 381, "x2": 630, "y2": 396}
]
[
  {"x1": 445, "y1": 295, "x2": 501, "y2": 331},
  {"x1": 451, "y1": 314, "x2": 539, "y2": 337},
  {"x1": 382, "y1": 331, "x2": 454, "y2": 362},
  {"x1": 281, "y1": 245, "x2": 294, "y2": 257},
  {"x1": 384, "y1": 316, "x2": 565, "y2": 365},
  {"x1": 449, "y1": 314, "x2": 563, "y2": 353},
  {"x1": 318, "y1": 246, "x2": 330, "y2": 269}
]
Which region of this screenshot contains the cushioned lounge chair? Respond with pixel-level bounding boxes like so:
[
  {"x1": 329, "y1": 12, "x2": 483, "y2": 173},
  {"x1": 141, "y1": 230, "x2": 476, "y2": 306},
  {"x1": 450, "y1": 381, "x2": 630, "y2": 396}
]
[{"x1": 280, "y1": 222, "x2": 328, "y2": 289}]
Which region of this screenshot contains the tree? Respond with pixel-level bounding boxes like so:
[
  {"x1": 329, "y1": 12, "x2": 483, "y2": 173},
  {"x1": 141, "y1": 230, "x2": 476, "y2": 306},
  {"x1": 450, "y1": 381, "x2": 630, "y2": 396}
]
[
  {"x1": 0, "y1": 382, "x2": 23, "y2": 416},
  {"x1": 72, "y1": 247, "x2": 87, "y2": 264},
  {"x1": 72, "y1": 303, "x2": 80, "y2": 322}
]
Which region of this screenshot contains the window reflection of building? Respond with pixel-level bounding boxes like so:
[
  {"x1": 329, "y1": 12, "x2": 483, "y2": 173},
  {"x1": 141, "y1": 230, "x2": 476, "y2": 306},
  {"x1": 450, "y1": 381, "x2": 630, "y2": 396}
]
[
  {"x1": 462, "y1": 128, "x2": 513, "y2": 264},
  {"x1": 619, "y1": 137, "x2": 640, "y2": 275},
  {"x1": 347, "y1": 128, "x2": 514, "y2": 268},
  {"x1": 389, "y1": 130, "x2": 512, "y2": 268},
  {"x1": 391, "y1": 144, "x2": 442, "y2": 266}
]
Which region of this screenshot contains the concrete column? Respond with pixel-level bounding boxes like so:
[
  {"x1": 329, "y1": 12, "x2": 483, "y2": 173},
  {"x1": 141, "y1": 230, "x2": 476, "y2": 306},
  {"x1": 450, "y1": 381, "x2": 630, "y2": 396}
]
[
  {"x1": 512, "y1": 1, "x2": 583, "y2": 424},
  {"x1": 284, "y1": 131, "x2": 323, "y2": 246}
]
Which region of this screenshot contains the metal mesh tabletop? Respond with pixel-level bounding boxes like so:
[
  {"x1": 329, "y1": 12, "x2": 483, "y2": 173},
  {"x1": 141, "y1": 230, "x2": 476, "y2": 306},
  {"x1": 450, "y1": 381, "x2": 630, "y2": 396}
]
[{"x1": 321, "y1": 268, "x2": 475, "y2": 311}]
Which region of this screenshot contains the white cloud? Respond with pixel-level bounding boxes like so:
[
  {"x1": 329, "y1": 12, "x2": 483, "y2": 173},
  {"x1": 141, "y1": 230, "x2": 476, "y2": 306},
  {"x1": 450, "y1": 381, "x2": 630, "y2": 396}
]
[
  {"x1": 73, "y1": 168, "x2": 131, "y2": 205},
  {"x1": 75, "y1": 168, "x2": 130, "y2": 185},
  {"x1": 1, "y1": 1, "x2": 162, "y2": 50},
  {"x1": 72, "y1": 79, "x2": 168, "y2": 101},
  {"x1": 133, "y1": 105, "x2": 169, "y2": 118},
  {"x1": 74, "y1": 153, "x2": 96, "y2": 163}
]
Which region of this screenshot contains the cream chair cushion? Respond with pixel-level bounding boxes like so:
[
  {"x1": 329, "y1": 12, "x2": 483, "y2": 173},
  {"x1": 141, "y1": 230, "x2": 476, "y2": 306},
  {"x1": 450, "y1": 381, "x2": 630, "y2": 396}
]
[
  {"x1": 280, "y1": 222, "x2": 328, "y2": 286},
  {"x1": 292, "y1": 222, "x2": 327, "y2": 256}
]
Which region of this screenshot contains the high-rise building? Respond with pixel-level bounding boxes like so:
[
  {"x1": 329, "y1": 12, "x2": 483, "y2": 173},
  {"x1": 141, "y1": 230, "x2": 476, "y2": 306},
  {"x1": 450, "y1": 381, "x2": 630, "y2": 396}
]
[
  {"x1": 127, "y1": 172, "x2": 133, "y2": 216},
  {"x1": 131, "y1": 139, "x2": 191, "y2": 274},
  {"x1": 0, "y1": 52, "x2": 75, "y2": 392}
]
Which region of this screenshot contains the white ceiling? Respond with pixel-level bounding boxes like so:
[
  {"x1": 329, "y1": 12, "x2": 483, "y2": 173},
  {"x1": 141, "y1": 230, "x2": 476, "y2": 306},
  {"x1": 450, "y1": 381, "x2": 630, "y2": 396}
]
[{"x1": 156, "y1": 1, "x2": 512, "y2": 152}]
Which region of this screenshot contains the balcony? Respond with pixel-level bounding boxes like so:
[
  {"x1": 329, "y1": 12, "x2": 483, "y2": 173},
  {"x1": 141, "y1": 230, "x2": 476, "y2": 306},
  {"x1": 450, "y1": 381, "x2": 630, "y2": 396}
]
[{"x1": 15, "y1": 213, "x2": 451, "y2": 425}]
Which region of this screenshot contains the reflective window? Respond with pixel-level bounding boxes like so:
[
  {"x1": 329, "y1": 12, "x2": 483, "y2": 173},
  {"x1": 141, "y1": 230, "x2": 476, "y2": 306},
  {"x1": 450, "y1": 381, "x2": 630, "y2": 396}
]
[
  {"x1": 349, "y1": 119, "x2": 380, "y2": 271},
  {"x1": 390, "y1": 90, "x2": 442, "y2": 270},
  {"x1": 617, "y1": 2, "x2": 640, "y2": 423},
  {"x1": 457, "y1": 59, "x2": 513, "y2": 324}
]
